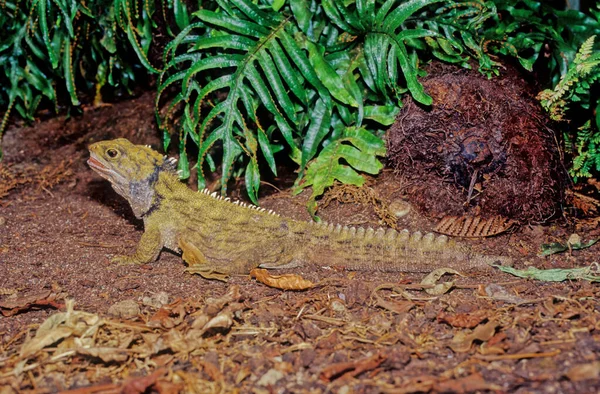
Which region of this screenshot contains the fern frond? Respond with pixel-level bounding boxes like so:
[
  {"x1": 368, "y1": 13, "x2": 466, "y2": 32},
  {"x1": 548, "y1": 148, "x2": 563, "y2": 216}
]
[
  {"x1": 323, "y1": 0, "x2": 446, "y2": 105},
  {"x1": 538, "y1": 35, "x2": 600, "y2": 124},
  {"x1": 160, "y1": 0, "x2": 337, "y2": 195},
  {"x1": 294, "y1": 126, "x2": 386, "y2": 218}
]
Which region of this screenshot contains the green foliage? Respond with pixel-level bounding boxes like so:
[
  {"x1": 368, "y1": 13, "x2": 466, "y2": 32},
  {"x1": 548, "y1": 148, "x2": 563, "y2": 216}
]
[
  {"x1": 156, "y1": 0, "x2": 600, "y2": 208},
  {"x1": 494, "y1": 264, "x2": 600, "y2": 282},
  {"x1": 0, "y1": 0, "x2": 175, "y2": 158},
  {"x1": 157, "y1": 0, "x2": 485, "y2": 207},
  {"x1": 3, "y1": 0, "x2": 600, "y2": 208},
  {"x1": 538, "y1": 35, "x2": 600, "y2": 180},
  {"x1": 299, "y1": 127, "x2": 386, "y2": 218}
]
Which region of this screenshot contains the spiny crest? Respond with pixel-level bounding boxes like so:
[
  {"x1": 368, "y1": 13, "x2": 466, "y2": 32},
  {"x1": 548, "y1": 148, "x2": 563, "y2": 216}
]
[{"x1": 198, "y1": 188, "x2": 279, "y2": 216}]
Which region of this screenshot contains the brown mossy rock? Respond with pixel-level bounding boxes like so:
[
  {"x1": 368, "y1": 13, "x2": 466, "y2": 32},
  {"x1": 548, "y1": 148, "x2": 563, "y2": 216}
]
[{"x1": 387, "y1": 62, "x2": 567, "y2": 223}]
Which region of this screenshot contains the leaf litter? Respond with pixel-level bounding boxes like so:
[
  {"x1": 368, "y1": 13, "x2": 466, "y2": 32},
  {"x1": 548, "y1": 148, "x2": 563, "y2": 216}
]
[{"x1": 1, "y1": 92, "x2": 599, "y2": 392}]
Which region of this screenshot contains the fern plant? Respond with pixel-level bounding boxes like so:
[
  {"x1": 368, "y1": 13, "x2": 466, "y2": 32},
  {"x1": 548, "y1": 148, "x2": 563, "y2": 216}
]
[
  {"x1": 157, "y1": 0, "x2": 475, "y2": 215},
  {"x1": 538, "y1": 35, "x2": 600, "y2": 180},
  {"x1": 0, "y1": 0, "x2": 189, "y2": 159}
]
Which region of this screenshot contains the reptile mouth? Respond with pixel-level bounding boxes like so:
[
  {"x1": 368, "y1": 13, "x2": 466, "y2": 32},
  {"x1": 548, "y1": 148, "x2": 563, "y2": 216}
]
[{"x1": 87, "y1": 156, "x2": 109, "y2": 172}]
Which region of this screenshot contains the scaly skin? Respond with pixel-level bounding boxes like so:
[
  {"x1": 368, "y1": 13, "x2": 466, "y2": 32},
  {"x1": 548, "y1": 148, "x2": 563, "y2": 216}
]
[{"x1": 88, "y1": 139, "x2": 511, "y2": 280}]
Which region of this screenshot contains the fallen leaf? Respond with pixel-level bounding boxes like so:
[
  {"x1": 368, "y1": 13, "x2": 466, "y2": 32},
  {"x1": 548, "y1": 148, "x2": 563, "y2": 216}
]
[
  {"x1": 197, "y1": 359, "x2": 224, "y2": 382},
  {"x1": 434, "y1": 372, "x2": 502, "y2": 392},
  {"x1": 108, "y1": 299, "x2": 140, "y2": 319},
  {"x1": 257, "y1": 369, "x2": 284, "y2": 386},
  {"x1": 437, "y1": 310, "x2": 489, "y2": 328},
  {"x1": 20, "y1": 327, "x2": 74, "y2": 358},
  {"x1": 320, "y1": 353, "x2": 386, "y2": 382},
  {"x1": 373, "y1": 291, "x2": 415, "y2": 314},
  {"x1": 203, "y1": 285, "x2": 241, "y2": 315},
  {"x1": 421, "y1": 268, "x2": 463, "y2": 295},
  {"x1": 250, "y1": 268, "x2": 314, "y2": 290},
  {"x1": 565, "y1": 361, "x2": 600, "y2": 381},
  {"x1": 142, "y1": 292, "x2": 170, "y2": 309},
  {"x1": 494, "y1": 264, "x2": 600, "y2": 282},
  {"x1": 77, "y1": 347, "x2": 129, "y2": 363},
  {"x1": 450, "y1": 320, "x2": 500, "y2": 353},
  {"x1": 20, "y1": 300, "x2": 102, "y2": 358},
  {"x1": 202, "y1": 310, "x2": 234, "y2": 332},
  {"x1": 539, "y1": 234, "x2": 598, "y2": 256},
  {"x1": 0, "y1": 290, "x2": 63, "y2": 316},
  {"x1": 147, "y1": 300, "x2": 185, "y2": 329},
  {"x1": 435, "y1": 215, "x2": 516, "y2": 238},
  {"x1": 121, "y1": 368, "x2": 166, "y2": 394},
  {"x1": 484, "y1": 283, "x2": 527, "y2": 304}
]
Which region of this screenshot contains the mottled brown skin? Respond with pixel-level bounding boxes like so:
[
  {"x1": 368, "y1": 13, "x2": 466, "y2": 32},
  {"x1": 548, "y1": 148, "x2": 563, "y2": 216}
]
[{"x1": 88, "y1": 139, "x2": 510, "y2": 280}]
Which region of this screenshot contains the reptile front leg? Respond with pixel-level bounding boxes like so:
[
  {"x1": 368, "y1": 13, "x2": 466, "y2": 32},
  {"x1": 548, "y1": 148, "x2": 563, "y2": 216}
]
[{"x1": 111, "y1": 225, "x2": 163, "y2": 265}]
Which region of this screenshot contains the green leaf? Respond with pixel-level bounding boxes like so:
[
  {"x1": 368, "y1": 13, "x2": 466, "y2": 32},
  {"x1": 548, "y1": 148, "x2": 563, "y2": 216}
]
[
  {"x1": 364, "y1": 105, "x2": 401, "y2": 125},
  {"x1": 194, "y1": 9, "x2": 269, "y2": 38},
  {"x1": 257, "y1": 50, "x2": 298, "y2": 122},
  {"x1": 268, "y1": 40, "x2": 307, "y2": 103},
  {"x1": 126, "y1": 23, "x2": 161, "y2": 73},
  {"x1": 301, "y1": 98, "x2": 332, "y2": 168},
  {"x1": 193, "y1": 35, "x2": 255, "y2": 51},
  {"x1": 38, "y1": 0, "x2": 59, "y2": 69},
  {"x1": 257, "y1": 129, "x2": 277, "y2": 175},
  {"x1": 279, "y1": 30, "x2": 332, "y2": 107},
  {"x1": 383, "y1": 0, "x2": 446, "y2": 32},
  {"x1": 50, "y1": 0, "x2": 75, "y2": 37},
  {"x1": 493, "y1": 265, "x2": 600, "y2": 282},
  {"x1": 245, "y1": 159, "x2": 260, "y2": 205},
  {"x1": 178, "y1": 143, "x2": 190, "y2": 180},
  {"x1": 271, "y1": 0, "x2": 285, "y2": 12},
  {"x1": 173, "y1": 0, "x2": 190, "y2": 30},
  {"x1": 295, "y1": 127, "x2": 385, "y2": 217},
  {"x1": 306, "y1": 41, "x2": 358, "y2": 107},
  {"x1": 539, "y1": 234, "x2": 598, "y2": 256},
  {"x1": 63, "y1": 38, "x2": 79, "y2": 105},
  {"x1": 290, "y1": 0, "x2": 312, "y2": 33},
  {"x1": 394, "y1": 40, "x2": 432, "y2": 105}
]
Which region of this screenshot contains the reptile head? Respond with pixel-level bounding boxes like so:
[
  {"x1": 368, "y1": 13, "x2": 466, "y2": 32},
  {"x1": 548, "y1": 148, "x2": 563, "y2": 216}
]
[{"x1": 88, "y1": 138, "x2": 175, "y2": 217}]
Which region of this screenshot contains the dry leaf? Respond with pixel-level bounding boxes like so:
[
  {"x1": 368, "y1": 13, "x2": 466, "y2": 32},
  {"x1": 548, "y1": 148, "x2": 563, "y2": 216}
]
[
  {"x1": 202, "y1": 310, "x2": 234, "y2": 332},
  {"x1": 250, "y1": 268, "x2": 314, "y2": 290},
  {"x1": 565, "y1": 362, "x2": 600, "y2": 381},
  {"x1": 371, "y1": 285, "x2": 415, "y2": 313},
  {"x1": 450, "y1": 320, "x2": 500, "y2": 353},
  {"x1": 435, "y1": 215, "x2": 516, "y2": 238},
  {"x1": 20, "y1": 327, "x2": 74, "y2": 358},
  {"x1": 204, "y1": 285, "x2": 241, "y2": 314},
  {"x1": 20, "y1": 301, "x2": 102, "y2": 358},
  {"x1": 484, "y1": 283, "x2": 527, "y2": 304},
  {"x1": 437, "y1": 310, "x2": 489, "y2": 328},
  {"x1": 0, "y1": 290, "x2": 62, "y2": 317},
  {"x1": 421, "y1": 268, "x2": 463, "y2": 295},
  {"x1": 76, "y1": 347, "x2": 129, "y2": 363},
  {"x1": 108, "y1": 299, "x2": 140, "y2": 319},
  {"x1": 320, "y1": 353, "x2": 386, "y2": 382},
  {"x1": 433, "y1": 373, "x2": 502, "y2": 392},
  {"x1": 121, "y1": 368, "x2": 166, "y2": 394}
]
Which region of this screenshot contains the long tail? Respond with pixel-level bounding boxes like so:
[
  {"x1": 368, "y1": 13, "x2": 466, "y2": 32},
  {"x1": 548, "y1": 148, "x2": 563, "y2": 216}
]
[{"x1": 306, "y1": 222, "x2": 510, "y2": 272}]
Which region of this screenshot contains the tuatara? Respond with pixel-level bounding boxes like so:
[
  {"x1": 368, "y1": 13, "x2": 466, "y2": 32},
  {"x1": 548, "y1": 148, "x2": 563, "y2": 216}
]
[{"x1": 88, "y1": 138, "x2": 511, "y2": 280}]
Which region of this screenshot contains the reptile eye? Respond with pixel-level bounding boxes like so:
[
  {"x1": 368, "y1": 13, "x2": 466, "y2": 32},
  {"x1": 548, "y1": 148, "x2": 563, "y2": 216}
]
[{"x1": 106, "y1": 148, "x2": 119, "y2": 158}]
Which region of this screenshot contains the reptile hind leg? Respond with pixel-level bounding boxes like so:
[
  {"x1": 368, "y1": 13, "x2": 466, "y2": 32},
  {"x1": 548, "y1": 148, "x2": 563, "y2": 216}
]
[{"x1": 179, "y1": 239, "x2": 255, "y2": 282}]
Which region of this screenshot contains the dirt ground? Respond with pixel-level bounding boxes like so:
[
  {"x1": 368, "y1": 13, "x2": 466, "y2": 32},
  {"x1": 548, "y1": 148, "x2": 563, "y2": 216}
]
[{"x1": 1, "y1": 92, "x2": 600, "y2": 393}]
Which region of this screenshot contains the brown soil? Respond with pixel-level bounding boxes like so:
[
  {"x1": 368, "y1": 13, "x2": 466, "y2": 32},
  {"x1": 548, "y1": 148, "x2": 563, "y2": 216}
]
[
  {"x1": 387, "y1": 62, "x2": 568, "y2": 223},
  {"x1": 1, "y1": 92, "x2": 600, "y2": 393}
]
